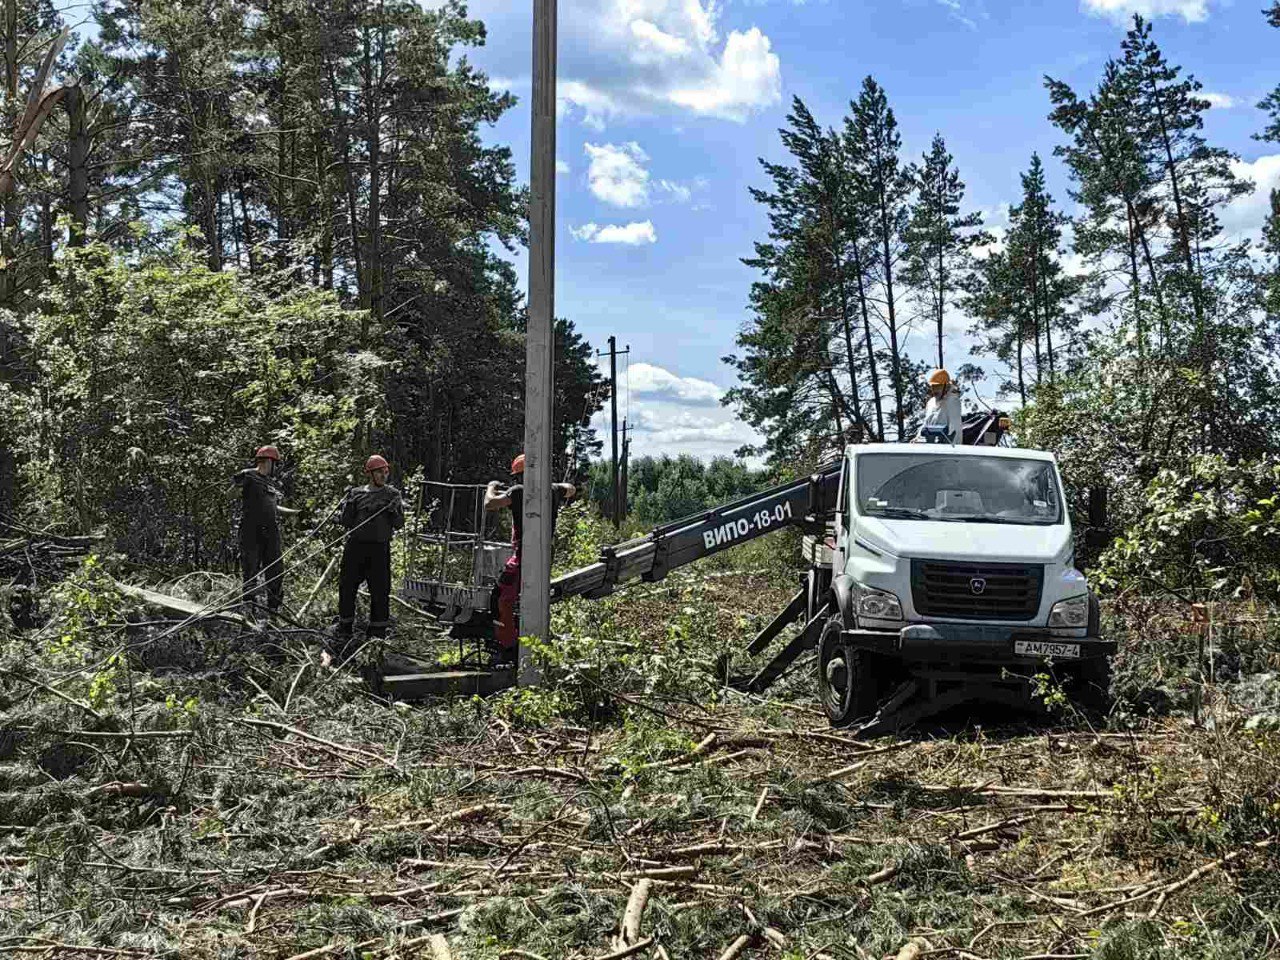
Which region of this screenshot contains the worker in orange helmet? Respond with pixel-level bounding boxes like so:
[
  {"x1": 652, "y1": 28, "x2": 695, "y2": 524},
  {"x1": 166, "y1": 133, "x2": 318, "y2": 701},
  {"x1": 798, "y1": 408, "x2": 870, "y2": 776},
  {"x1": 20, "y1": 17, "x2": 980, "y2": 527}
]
[
  {"x1": 483, "y1": 453, "x2": 576, "y2": 668},
  {"x1": 233, "y1": 444, "x2": 287, "y2": 616},
  {"x1": 332, "y1": 454, "x2": 404, "y2": 658},
  {"x1": 916, "y1": 368, "x2": 962, "y2": 445}
]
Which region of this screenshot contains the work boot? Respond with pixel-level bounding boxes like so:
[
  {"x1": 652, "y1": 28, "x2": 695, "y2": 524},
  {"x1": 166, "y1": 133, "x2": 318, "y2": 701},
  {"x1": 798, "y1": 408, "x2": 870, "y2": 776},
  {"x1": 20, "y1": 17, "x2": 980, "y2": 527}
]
[
  {"x1": 490, "y1": 642, "x2": 518, "y2": 671},
  {"x1": 325, "y1": 622, "x2": 356, "y2": 666}
]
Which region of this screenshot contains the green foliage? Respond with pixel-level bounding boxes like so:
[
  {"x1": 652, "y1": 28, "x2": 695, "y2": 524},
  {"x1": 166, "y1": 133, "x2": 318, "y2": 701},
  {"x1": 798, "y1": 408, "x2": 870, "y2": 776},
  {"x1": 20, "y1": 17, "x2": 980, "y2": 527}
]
[
  {"x1": 589, "y1": 454, "x2": 767, "y2": 527},
  {"x1": 904, "y1": 133, "x2": 989, "y2": 370},
  {"x1": 0, "y1": 238, "x2": 386, "y2": 565},
  {"x1": 1098, "y1": 455, "x2": 1280, "y2": 603}
]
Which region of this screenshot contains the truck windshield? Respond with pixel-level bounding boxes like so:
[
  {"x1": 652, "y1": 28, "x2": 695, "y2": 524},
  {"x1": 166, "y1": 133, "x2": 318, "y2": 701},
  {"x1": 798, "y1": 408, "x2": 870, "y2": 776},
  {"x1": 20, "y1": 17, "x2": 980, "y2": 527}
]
[{"x1": 855, "y1": 454, "x2": 1063, "y2": 525}]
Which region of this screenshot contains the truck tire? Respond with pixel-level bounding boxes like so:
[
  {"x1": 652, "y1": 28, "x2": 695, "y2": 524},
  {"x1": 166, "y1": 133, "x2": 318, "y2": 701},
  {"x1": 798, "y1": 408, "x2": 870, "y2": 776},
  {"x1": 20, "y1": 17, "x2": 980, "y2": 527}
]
[
  {"x1": 816, "y1": 615, "x2": 882, "y2": 727},
  {"x1": 1075, "y1": 593, "x2": 1112, "y2": 716}
]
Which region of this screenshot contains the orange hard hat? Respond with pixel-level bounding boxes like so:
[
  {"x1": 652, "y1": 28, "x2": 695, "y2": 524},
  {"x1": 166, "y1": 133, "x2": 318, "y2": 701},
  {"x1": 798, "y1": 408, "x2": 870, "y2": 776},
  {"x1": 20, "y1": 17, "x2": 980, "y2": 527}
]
[
  {"x1": 926, "y1": 368, "x2": 951, "y2": 388},
  {"x1": 510, "y1": 453, "x2": 525, "y2": 475},
  {"x1": 255, "y1": 445, "x2": 281, "y2": 461},
  {"x1": 364, "y1": 454, "x2": 390, "y2": 473}
]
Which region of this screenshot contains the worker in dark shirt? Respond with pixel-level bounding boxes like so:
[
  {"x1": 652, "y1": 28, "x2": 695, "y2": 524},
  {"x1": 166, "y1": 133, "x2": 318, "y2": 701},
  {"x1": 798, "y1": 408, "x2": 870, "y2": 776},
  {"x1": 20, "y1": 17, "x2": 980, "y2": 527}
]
[
  {"x1": 333, "y1": 454, "x2": 404, "y2": 656},
  {"x1": 484, "y1": 453, "x2": 576, "y2": 667},
  {"x1": 233, "y1": 445, "x2": 286, "y2": 616}
]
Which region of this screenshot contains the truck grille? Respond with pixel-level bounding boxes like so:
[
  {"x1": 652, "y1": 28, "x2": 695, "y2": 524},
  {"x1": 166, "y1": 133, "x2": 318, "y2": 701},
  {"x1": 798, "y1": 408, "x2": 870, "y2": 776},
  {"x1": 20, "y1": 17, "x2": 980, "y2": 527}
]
[{"x1": 910, "y1": 560, "x2": 1043, "y2": 621}]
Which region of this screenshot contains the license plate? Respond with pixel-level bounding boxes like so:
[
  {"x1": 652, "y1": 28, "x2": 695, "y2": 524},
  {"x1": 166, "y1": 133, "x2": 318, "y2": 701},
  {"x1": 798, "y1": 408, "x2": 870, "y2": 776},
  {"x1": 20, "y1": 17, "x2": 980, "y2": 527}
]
[{"x1": 1014, "y1": 640, "x2": 1081, "y2": 660}]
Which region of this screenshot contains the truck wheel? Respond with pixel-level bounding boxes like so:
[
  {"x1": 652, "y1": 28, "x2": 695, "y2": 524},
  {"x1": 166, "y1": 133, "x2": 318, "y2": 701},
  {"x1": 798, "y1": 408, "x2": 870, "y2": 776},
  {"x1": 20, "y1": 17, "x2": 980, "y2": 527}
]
[
  {"x1": 1075, "y1": 656, "x2": 1113, "y2": 716},
  {"x1": 817, "y1": 615, "x2": 880, "y2": 727},
  {"x1": 1075, "y1": 593, "x2": 1112, "y2": 716}
]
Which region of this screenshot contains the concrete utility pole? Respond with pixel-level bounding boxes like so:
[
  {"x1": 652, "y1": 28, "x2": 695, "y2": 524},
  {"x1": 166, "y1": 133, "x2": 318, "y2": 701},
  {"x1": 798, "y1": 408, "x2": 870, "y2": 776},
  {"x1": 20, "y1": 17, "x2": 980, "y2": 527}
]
[{"x1": 520, "y1": 0, "x2": 557, "y2": 685}]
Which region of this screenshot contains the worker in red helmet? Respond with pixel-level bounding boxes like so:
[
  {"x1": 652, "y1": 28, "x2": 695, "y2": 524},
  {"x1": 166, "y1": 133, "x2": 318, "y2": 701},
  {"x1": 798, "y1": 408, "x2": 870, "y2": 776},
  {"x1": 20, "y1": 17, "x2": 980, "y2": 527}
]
[
  {"x1": 233, "y1": 444, "x2": 287, "y2": 615},
  {"x1": 332, "y1": 454, "x2": 404, "y2": 657},
  {"x1": 483, "y1": 453, "x2": 576, "y2": 668}
]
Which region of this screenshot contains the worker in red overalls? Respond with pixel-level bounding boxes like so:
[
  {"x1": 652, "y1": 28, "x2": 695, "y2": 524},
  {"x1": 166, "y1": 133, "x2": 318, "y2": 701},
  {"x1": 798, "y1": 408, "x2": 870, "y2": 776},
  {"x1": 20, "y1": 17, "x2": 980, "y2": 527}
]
[{"x1": 484, "y1": 453, "x2": 576, "y2": 668}]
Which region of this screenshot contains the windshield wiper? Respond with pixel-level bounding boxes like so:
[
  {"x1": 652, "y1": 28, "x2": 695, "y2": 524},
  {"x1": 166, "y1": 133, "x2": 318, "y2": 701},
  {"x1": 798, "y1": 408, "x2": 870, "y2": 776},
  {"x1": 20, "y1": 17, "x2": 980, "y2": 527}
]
[
  {"x1": 947, "y1": 515, "x2": 1054, "y2": 525},
  {"x1": 865, "y1": 506, "x2": 932, "y2": 520}
]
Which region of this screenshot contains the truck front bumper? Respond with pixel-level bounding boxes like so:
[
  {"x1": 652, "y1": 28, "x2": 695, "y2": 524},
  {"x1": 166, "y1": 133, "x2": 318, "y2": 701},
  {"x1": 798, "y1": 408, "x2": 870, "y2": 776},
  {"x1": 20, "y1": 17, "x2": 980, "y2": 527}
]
[{"x1": 845, "y1": 623, "x2": 1115, "y2": 664}]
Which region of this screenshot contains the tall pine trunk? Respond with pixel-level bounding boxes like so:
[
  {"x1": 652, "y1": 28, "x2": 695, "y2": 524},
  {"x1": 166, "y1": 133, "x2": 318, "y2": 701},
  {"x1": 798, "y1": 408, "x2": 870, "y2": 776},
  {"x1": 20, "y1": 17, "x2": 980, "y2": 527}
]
[
  {"x1": 878, "y1": 186, "x2": 904, "y2": 439},
  {"x1": 851, "y1": 238, "x2": 884, "y2": 439}
]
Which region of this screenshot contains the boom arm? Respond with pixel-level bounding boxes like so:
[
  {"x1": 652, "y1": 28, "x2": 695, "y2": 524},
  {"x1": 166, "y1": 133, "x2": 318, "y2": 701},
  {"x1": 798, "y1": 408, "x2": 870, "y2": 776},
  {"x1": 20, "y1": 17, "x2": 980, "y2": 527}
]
[{"x1": 551, "y1": 460, "x2": 842, "y2": 601}]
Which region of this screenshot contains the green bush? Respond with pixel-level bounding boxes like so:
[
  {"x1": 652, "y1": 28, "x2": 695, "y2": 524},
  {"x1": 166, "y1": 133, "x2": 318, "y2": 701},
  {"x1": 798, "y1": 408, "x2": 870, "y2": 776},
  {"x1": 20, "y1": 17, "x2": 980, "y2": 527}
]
[{"x1": 0, "y1": 237, "x2": 388, "y2": 568}]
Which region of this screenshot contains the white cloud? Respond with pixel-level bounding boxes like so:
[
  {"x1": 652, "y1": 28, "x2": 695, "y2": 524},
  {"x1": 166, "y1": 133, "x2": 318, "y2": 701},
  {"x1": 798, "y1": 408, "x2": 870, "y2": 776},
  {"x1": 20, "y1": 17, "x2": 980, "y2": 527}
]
[
  {"x1": 658, "y1": 180, "x2": 691, "y2": 203},
  {"x1": 657, "y1": 178, "x2": 697, "y2": 203},
  {"x1": 557, "y1": 80, "x2": 618, "y2": 130},
  {"x1": 935, "y1": 0, "x2": 979, "y2": 29},
  {"x1": 556, "y1": 160, "x2": 570, "y2": 175},
  {"x1": 1201, "y1": 92, "x2": 1236, "y2": 109},
  {"x1": 554, "y1": 1, "x2": 782, "y2": 126},
  {"x1": 628, "y1": 362, "x2": 722, "y2": 405},
  {"x1": 1080, "y1": 0, "x2": 1211, "y2": 23},
  {"x1": 571, "y1": 221, "x2": 659, "y2": 245},
  {"x1": 591, "y1": 361, "x2": 762, "y2": 459},
  {"x1": 1221, "y1": 154, "x2": 1280, "y2": 240},
  {"x1": 584, "y1": 142, "x2": 650, "y2": 207}
]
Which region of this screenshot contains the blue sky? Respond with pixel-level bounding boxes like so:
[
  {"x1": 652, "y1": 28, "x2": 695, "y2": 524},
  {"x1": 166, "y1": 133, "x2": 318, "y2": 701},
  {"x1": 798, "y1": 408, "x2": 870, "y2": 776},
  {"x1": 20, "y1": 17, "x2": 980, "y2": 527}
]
[{"x1": 460, "y1": 0, "x2": 1279, "y2": 459}]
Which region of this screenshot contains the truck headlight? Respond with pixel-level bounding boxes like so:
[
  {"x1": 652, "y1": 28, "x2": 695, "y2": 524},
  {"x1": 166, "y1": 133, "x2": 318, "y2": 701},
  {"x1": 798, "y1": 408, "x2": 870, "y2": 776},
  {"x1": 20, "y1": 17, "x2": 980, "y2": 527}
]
[
  {"x1": 1048, "y1": 595, "x2": 1089, "y2": 628},
  {"x1": 857, "y1": 583, "x2": 903, "y2": 621}
]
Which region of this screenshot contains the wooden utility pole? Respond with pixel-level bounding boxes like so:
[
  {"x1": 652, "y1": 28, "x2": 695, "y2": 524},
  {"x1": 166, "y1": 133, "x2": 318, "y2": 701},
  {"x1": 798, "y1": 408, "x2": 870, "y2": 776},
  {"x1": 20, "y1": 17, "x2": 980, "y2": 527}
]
[
  {"x1": 519, "y1": 0, "x2": 557, "y2": 684},
  {"x1": 597, "y1": 337, "x2": 630, "y2": 526},
  {"x1": 619, "y1": 419, "x2": 630, "y2": 522}
]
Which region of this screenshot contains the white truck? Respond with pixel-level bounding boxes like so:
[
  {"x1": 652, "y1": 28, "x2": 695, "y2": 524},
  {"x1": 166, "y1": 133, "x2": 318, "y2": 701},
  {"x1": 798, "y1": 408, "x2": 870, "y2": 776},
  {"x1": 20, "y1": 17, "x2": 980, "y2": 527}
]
[
  {"x1": 813, "y1": 442, "x2": 1110, "y2": 728},
  {"x1": 542, "y1": 415, "x2": 1115, "y2": 731}
]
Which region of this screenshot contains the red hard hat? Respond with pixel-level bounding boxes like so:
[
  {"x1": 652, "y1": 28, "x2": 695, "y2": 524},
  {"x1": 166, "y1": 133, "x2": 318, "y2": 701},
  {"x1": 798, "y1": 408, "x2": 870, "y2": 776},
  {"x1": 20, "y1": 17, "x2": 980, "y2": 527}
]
[
  {"x1": 510, "y1": 453, "x2": 525, "y2": 475},
  {"x1": 364, "y1": 454, "x2": 390, "y2": 473},
  {"x1": 255, "y1": 445, "x2": 281, "y2": 461}
]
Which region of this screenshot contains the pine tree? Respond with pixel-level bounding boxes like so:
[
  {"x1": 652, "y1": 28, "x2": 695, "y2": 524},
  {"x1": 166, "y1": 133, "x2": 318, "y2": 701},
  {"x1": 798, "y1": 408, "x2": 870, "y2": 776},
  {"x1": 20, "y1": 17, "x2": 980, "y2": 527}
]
[
  {"x1": 1119, "y1": 16, "x2": 1249, "y2": 375},
  {"x1": 904, "y1": 133, "x2": 988, "y2": 369},
  {"x1": 0, "y1": 0, "x2": 72, "y2": 309},
  {"x1": 1262, "y1": 3, "x2": 1280, "y2": 143},
  {"x1": 730, "y1": 100, "x2": 864, "y2": 463},
  {"x1": 1005, "y1": 154, "x2": 1076, "y2": 382},
  {"x1": 846, "y1": 77, "x2": 914, "y2": 439},
  {"x1": 962, "y1": 250, "x2": 1034, "y2": 405},
  {"x1": 1264, "y1": 190, "x2": 1280, "y2": 320}
]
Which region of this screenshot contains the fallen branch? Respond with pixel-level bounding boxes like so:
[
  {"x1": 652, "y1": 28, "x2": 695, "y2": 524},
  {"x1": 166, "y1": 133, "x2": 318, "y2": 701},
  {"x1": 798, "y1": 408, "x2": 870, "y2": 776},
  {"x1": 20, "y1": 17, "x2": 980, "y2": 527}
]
[
  {"x1": 618, "y1": 865, "x2": 698, "y2": 881},
  {"x1": 863, "y1": 863, "x2": 900, "y2": 886},
  {"x1": 717, "y1": 934, "x2": 753, "y2": 960},
  {"x1": 620, "y1": 878, "x2": 653, "y2": 946},
  {"x1": 281, "y1": 909, "x2": 465, "y2": 960},
  {"x1": 751, "y1": 786, "x2": 769, "y2": 822},
  {"x1": 952, "y1": 816, "x2": 1032, "y2": 842},
  {"x1": 1146, "y1": 837, "x2": 1275, "y2": 918},
  {"x1": 592, "y1": 937, "x2": 654, "y2": 960},
  {"x1": 232, "y1": 717, "x2": 402, "y2": 776},
  {"x1": 85, "y1": 782, "x2": 161, "y2": 799},
  {"x1": 1078, "y1": 838, "x2": 1275, "y2": 918},
  {"x1": 914, "y1": 783, "x2": 1114, "y2": 800}
]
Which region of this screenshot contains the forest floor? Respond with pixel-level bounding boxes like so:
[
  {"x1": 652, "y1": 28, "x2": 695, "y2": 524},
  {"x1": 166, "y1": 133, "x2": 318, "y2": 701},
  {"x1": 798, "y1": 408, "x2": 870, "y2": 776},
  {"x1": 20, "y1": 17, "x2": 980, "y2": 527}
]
[{"x1": 2, "y1": 541, "x2": 1279, "y2": 959}]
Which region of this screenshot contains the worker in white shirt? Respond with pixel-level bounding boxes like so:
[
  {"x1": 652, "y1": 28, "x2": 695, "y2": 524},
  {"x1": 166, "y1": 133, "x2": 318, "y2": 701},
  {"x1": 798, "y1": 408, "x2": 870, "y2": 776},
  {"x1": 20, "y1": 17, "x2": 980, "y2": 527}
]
[{"x1": 917, "y1": 369, "x2": 963, "y2": 445}]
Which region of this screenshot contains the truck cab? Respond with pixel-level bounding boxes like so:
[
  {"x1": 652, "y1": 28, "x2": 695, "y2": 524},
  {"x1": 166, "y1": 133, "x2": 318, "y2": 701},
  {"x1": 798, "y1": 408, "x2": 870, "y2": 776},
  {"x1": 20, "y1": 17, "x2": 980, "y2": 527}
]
[{"x1": 819, "y1": 443, "x2": 1112, "y2": 726}]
